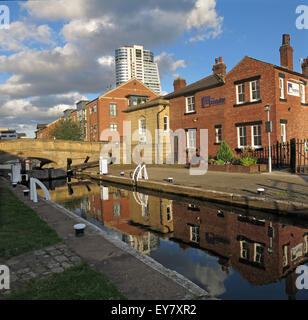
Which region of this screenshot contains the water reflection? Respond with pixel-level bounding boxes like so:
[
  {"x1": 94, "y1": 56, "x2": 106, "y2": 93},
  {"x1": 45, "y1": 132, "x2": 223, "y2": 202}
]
[{"x1": 38, "y1": 180, "x2": 308, "y2": 300}]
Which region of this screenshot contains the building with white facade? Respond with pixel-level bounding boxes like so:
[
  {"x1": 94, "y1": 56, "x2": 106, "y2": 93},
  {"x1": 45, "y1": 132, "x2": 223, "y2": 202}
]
[{"x1": 115, "y1": 45, "x2": 161, "y2": 94}]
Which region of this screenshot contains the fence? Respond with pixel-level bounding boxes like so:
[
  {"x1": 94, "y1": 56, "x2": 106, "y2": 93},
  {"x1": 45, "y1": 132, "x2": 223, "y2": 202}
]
[{"x1": 244, "y1": 139, "x2": 308, "y2": 174}]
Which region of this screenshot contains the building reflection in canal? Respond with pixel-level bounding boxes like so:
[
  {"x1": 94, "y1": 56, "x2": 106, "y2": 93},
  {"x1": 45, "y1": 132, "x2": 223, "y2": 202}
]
[{"x1": 41, "y1": 180, "x2": 308, "y2": 300}]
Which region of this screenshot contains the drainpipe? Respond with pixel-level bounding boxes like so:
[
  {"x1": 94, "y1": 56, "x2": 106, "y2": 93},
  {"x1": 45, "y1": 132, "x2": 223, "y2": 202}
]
[{"x1": 156, "y1": 105, "x2": 167, "y2": 164}]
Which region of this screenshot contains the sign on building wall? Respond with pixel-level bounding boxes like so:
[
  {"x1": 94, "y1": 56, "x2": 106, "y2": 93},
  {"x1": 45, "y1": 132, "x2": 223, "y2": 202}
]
[
  {"x1": 287, "y1": 81, "x2": 300, "y2": 96},
  {"x1": 201, "y1": 96, "x2": 226, "y2": 108}
]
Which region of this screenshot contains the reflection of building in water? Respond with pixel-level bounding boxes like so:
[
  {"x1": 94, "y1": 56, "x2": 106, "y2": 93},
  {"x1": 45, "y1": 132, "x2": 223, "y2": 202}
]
[
  {"x1": 86, "y1": 187, "x2": 160, "y2": 254},
  {"x1": 172, "y1": 202, "x2": 308, "y2": 299},
  {"x1": 122, "y1": 233, "x2": 159, "y2": 254},
  {"x1": 129, "y1": 193, "x2": 174, "y2": 236}
]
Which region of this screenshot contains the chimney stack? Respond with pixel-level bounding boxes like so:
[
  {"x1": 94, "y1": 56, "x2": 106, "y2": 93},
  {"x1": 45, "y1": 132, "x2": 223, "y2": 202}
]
[
  {"x1": 212, "y1": 56, "x2": 226, "y2": 78},
  {"x1": 173, "y1": 77, "x2": 186, "y2": 91},
  {"x1": 301, "y1": 57, "x2": 308, "y2": 77},
  {"x1": 280, "y1": 34, "x2": 294, "y2": 71}
]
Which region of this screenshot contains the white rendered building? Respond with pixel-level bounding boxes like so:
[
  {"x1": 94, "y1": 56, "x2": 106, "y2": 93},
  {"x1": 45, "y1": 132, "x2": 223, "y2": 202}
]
[{"x1": 115, "y1": 45, "x2": 161, "y2": 94}]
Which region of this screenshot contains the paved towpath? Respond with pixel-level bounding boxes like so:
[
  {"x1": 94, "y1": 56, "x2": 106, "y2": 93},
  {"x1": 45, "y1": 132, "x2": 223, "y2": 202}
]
[
  {"x1": 105, "y1": 166, "x2": 308, "y2": 205},
  {"x1": 0, "y1": 177, "x2": 210, "y2": 300}
]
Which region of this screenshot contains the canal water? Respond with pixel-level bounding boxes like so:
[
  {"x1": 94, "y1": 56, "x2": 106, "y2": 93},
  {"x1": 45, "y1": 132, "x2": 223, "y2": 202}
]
[{"x1": 39, "y1": 178, "x2": 308, "y2": 300}]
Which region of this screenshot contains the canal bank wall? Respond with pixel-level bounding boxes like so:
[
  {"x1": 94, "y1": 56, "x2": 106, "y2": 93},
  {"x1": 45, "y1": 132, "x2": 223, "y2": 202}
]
[{"x1": 80, "y1": 170, "x2": 308, "y2": 218}]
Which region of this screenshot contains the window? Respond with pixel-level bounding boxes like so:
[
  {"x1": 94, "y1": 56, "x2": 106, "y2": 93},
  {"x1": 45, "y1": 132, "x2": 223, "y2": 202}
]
[
  {"x1": 93, "y1": 124, "x2": 97, "y2": 134},
  {"x1": 128, "y1": 96, "x2": 148, "y2": 106},
  {"x1": 139, "y1": 118, "x2": 146, "y2": 135},
  {"x1": 281, "y1": 123, "x2": 286, "y2": 143},
  {"x1": 142, "y1": 204, "x2": 149, "y2": 217},
  {"x1": 237, "y1": 126, "x2": 247, "y2": 147},
  {"x1": 252, "y1": 125, "x2": 261, "y2": 147},
  {"x1": 279, "y1": 78, "x2": 285, "y2": 99},
  {"x1": 283, "y1": 245, "x2": 289, "y2": 267},
  {"x1": 186, "y1": 96, "x2": 195, "y2": 113},
  {"x1": 113, "y1": 203, "x2": 121, "y2": 217},
  {"x1": 254, "y1": 243, "x2": 265, "y2": 264},
  {"x1": 304, "y1": 235, "x2": 308, "y2": 254},
  {"x1": 250, "y1": 80, "x2": 260, "y2": 102},
  {"x1": 301, "y1": 84, "x2": 306, "y2": 104},
  {"x1": 215, "y1": 127, "x2": 222, "y2": 144},
  {"x1": 189, "y1": 226, "x2": 200, "y2": 244},
  {"x1": 186, "y1": 129, "x2": 196, "y2": 150},
  {"x1": 163, "y1": 116, "x2": 169, "y2": 131},
  {"x1": 109, "y1": 103, "x2": 117, "y2": 117},
  {"x1": 236, "y1": 83, "x2": 245, "y2": 104},
  {"x1": 93, "y1": 104, "x2": 97, "y2": 113},
  {"x1": 240, "y1": 240, "x2": 249, "y2": 260},
  {"x1": 110, "y1": 123, "x2": 118, "y2": 132},
  {"x1": 166, "y1": 205, "x2": 172, "y2": 222}
]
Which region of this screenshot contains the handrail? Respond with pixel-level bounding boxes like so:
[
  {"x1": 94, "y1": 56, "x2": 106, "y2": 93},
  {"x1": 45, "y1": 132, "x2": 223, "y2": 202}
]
[
  {"x1": 30, "y1": 177, "x2": 51, "y2": 203},
  {"x1": 132, "y1": 163, "x2": 148, "y2": 183}
]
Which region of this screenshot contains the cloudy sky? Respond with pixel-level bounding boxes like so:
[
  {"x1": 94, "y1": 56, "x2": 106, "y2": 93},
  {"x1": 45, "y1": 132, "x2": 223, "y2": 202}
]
[{"x1": 0, "y1": 0, "x2": 307, "y2": 137}]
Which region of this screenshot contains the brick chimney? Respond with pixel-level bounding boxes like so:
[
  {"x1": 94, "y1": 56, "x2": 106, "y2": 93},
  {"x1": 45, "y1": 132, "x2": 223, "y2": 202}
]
[
  {"x1": 212, "y1": 57, "x2": 226, "y2": 78},
  {"x1": 280, "y1": 34, "x2": 293, "y2": 71},
  {"x1": 173, "y1": 77, "x2": 186, "y2": 91},
  {"x1": 301, "y1": 57, "x2": 308, "y2": 77}
]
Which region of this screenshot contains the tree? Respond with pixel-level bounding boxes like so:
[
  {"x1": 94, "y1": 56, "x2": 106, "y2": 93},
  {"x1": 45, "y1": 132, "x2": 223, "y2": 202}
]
[
  {"x1": 49, "y1": 119, "x2": 83, "y2": 141},
  {"x1": 216, "y1": 141, "x2": 234, "y2": 163}
]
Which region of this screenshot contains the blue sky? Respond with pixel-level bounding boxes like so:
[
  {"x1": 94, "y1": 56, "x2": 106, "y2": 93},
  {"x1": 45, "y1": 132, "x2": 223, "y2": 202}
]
[{"x1": 0, "y1": 0, "x2": 307, "y2": 137}]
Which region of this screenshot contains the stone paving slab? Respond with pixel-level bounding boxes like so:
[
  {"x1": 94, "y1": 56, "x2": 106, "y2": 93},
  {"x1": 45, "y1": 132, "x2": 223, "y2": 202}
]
[{"x1": 0, "y1": 243, "x2": 81, "y2": 297}]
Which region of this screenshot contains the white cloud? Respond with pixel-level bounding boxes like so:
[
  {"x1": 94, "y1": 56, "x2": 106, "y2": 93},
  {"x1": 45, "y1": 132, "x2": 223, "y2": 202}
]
[
  {"x1": 1, "y1": 0, "x2": 223, "y2": 133},
  {"x1": 0, "y1": 21, "x2": 55, "y2": 51},
  {"x1": 155, "y1": 52, "x2": 186, "y2": 78}
]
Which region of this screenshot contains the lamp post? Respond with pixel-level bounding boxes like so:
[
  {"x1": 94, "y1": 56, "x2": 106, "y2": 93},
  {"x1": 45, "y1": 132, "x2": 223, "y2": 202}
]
[{"x1": 264, "y1": 104, "x2": 272, "y2": 173}]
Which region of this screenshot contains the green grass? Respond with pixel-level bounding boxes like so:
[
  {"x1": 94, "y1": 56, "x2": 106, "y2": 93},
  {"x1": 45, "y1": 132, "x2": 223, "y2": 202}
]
[
  {"x1": 0, "y1": 187, "x2": 61, "y2": 260},
  {"x1": 2, "y1": 263, "x2": 126, "y2": 300}
]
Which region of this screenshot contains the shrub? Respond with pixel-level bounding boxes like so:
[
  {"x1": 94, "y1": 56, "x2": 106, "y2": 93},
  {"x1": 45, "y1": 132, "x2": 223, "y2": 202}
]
[
  {"x1": 214, "y1": 159, "x2": 226, "y2": 165},
  {"x1": 240, "y1": 156, "x2": 257, "y2": 166},
  {"x1": 232, "y1": 157, "x2": 241, "y2": 165},
  {"x1": 216, "y1": 141, "x2": 234, "y2": 163}
]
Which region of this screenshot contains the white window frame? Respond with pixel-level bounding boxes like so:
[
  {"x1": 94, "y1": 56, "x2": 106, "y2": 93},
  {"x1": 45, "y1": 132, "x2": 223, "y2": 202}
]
[
  {"x1": 215, "y1": 127, "x2": 222, "y2": 144},
  {"x1": 163, "y1": 115, "x2": 169, "y2": 132},
  {"x1": 283, "y1": 245, "x2": 288, "y2": 267},
  {"x1": 139, "y1": 118, "x2": 146, "y2": 135},
  {"x1": 281, "y1": 123, "x2": 286, "y2": 143},
  {"x1": 166, "y1": 204, "x2": 172, "y2": 222},
  {"x1": 250, "y1": 80, "x2": 260, "y2": 102},
  {"x1": 254, "y1": 243, "x2": 264, "y2": 264},
  {"x1": 109, "y1": 103, "x2": 117, "y2": 117},
  {"x1": 190, "y1": 225, "x2": 200, "y2": 244},
  {"x1": 279, "y1": 78, "x2": 284, "y2": 99},
  {"x1": 110, "y1": 123, "x2": 118, "y2": 132},
  {"x1": 240, "y1": 240, "x2": 249, "y2": 260},
  {"x1": 186, "y1": 96, "x2": 195, "y2": 113},
  {"x1": 301, "y1": 84, "x2": 306, "y2": 104},
  {"x1": 93, "y1": 104, "x2": 97, "y2": 113},
  {"x1": 251, "y1": 125, "x2": 261, "y2": 148},
  {"x1": 186, "y1": 129, "x2": 196, "y2": 150},
  {"x1": 236, "y1": 83, "x2": 245, "y2": 104},
  {"x1": 237, "y1": 126, "x2": 247, "y2": 148}
]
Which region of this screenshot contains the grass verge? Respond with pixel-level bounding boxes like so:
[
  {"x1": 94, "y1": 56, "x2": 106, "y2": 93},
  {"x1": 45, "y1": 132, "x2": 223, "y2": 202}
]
[
  {"x1": 2, "y1": 263, "x2": 126, "y2": 300},
  {"x1": 0, "y1": 186, "x2": 60, "y2": 260}
]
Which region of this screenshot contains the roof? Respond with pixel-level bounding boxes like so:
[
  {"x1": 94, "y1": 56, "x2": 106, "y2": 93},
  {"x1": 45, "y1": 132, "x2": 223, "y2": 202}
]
[
  {"x1": 244, "y1": 56, "x2": 308, "y2": 79},
  {"x1": 123, "y1": 98, "x2": 170, "y2": 113},
  {"x1": 164, "y1": 74, "x2": 225, "y2": 99}
]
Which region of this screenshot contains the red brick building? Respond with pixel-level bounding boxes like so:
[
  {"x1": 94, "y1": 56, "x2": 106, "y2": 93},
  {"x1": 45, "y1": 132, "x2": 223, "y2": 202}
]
[
  {"x1": 86, "y1": 79, "x2": 158, "y2": 142},
  {"x1": 167, "y1": 34, "x2": 308, "y2": 158}
]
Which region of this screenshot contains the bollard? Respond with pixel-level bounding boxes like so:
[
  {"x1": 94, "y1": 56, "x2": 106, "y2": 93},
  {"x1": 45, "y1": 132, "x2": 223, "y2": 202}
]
[
  {"x1": 23, "y1": 189, "x2": 30, "y2": 197},
  {"x1": 74, "y1": 224, "x2": 86, "y2": 237}
]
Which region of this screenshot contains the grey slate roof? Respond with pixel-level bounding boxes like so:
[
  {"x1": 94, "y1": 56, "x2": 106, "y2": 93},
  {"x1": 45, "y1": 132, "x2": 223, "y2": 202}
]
[{"x1": 163, "y1": 74, "x2": 225, "y2": 99}]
